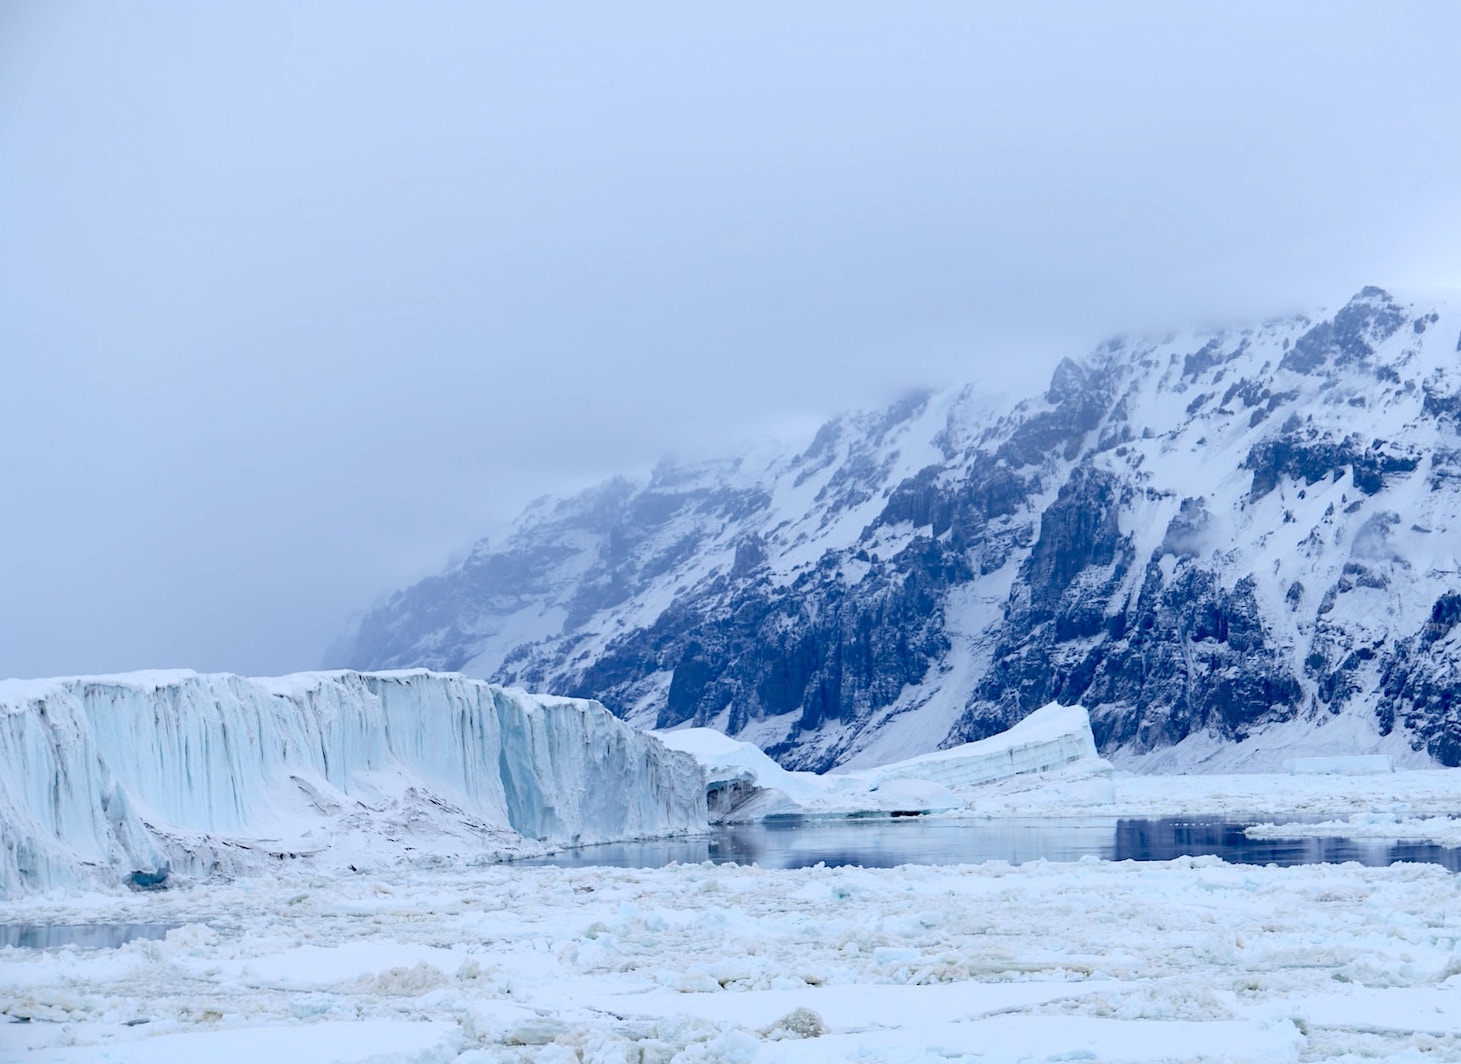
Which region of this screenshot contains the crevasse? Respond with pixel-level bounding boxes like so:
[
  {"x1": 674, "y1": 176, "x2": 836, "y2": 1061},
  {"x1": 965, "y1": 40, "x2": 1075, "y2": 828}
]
[{"x1": 0, "y1": 670, "x2": 706, "y2": 895}]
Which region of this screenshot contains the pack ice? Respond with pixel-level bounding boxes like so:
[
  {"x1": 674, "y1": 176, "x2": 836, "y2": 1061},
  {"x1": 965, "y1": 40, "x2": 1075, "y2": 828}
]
[{"x1": 0, "y1": 670, "x2": 706, "y2": 895}]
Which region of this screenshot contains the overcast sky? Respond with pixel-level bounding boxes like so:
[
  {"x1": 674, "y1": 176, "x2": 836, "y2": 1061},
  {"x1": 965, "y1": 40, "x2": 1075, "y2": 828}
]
[{"x1": 3, "y1": 2, "x2": 1460, "y2": 679}]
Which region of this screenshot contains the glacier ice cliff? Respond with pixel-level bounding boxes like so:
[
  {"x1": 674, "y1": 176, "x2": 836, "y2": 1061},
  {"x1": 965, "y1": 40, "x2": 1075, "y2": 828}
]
[{"x1": 0, "y1": 670, "x2": 706, "y2": 895}]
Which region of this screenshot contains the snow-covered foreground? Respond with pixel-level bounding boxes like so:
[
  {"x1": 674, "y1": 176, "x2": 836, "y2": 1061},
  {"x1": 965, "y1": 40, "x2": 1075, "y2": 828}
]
[
  {"x1": 7, "y1": 856, "x2": 1461, "y2": 1063},
  {"x1": 11, "y1": 686, "x2": 1461, "y2": 1061}
]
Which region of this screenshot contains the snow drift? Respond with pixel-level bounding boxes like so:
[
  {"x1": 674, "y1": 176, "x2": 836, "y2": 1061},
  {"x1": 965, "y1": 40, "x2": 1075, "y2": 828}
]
[{"x1": 0, "y1": 670, "x2": 706, "y2": 895}]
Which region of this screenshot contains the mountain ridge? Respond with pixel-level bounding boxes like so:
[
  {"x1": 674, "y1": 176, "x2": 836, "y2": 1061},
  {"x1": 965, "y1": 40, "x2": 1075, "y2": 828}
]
[{"x1": 335, "y1": 286, "x2": 1461, "y2": 773}]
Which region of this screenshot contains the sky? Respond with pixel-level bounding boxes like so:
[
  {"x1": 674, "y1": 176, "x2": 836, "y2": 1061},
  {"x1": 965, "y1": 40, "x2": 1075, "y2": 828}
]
[{"x1": 3, "y1": 2, "x2": 1460, "y2": 679}]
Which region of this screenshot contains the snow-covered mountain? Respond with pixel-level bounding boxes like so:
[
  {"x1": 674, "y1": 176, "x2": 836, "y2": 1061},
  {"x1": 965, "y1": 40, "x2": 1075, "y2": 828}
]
[
  {"x1": 335, "y1": 286, "x2": 1461, "y2": 773},
  {"x1": 0, "y1": 670, "x2": 705, "y2": 894}
]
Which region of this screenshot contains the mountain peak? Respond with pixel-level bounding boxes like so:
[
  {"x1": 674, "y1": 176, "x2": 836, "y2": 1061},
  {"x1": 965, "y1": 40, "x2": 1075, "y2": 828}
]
[{"x1": 336, "y1": 286, "x2": 1461, "y2": 773}]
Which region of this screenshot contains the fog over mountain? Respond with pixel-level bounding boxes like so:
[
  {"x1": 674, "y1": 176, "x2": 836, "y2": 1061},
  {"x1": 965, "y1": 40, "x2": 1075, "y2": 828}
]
[
  {"x1": 337, "y1": 285, "x2": 1461, "y2": 772},
  {"x1": 3, "y1": 3, "x2": 1461, "y2": 679}
]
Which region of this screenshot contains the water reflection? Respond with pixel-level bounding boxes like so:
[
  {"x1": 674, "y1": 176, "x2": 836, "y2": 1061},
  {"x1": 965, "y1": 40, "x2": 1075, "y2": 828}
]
[
  {"x1": 0, "y1": 924, "x2": 178, "y2": 950},
  {"x1": 1112, "y1": 818, "x2": 1461, "y2": 871},
  {"x1": 711, "y1": 816, "x2": 1123, "y2": 869},
  {"x1": 11, "y1": 822, "x2": 1461, "y2": 952},
  {"x1": 523, "y1": 816, "x2": 1461, "y2": 872}
]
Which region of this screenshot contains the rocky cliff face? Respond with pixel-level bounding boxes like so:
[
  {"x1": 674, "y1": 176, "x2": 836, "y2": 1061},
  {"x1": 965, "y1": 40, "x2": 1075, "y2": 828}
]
[{"x1": 335, "y1": 286, "x2": 1461, "y2": 772}]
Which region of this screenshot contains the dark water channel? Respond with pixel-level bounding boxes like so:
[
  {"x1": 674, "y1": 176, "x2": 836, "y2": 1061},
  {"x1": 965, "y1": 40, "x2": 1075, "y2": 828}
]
[{"x1": 523, "y1": 816, "x2": 1461, "y2": 872}]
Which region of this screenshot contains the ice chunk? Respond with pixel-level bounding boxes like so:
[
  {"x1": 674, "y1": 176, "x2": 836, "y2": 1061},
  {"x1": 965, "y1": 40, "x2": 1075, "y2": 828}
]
[
  {"x1": 857, "y1": 702, "x2": 1100, "y2": 789},
  {"x1": 659, "y1": 702, "x2": 1104, "y2": 820}
]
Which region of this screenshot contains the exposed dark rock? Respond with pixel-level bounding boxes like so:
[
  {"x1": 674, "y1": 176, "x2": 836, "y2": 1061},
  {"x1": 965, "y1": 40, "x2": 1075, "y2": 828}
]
[
  {"x1": 1160, "y1": 498, "x2": 1210, "y2": 559},
  {"x1": 1278, "y1": 287, "x2": 1407, "y2": 375},
  {"x1": 1182, "y1": 339, "x2": 1228, "y2": 380},
  {"x1": 1243, "y1": 430, "x2": 1419, "y2": 500},
  {"x1": 1378, "y1": 593, "x2": 1461, "y2": 765},
  {"x1": 870, "y1": 456, "x2": 1035, "y2": 562},
  {"x1": 731, "y1": 535, "x2": 768, "y2": 578},
  {"x1": 951, "y1": 554, "x2": 1302, "y2": 753},
  {"x1": 997, "y1": 360, "x2": 1114, "y2": 469},
  {"x1": 939, "y1": 460, "x2": 1305, "y2": 754},
  {"x1": 1430, "y1": 450, "x2": 1461, "y2": 490},
  {"x1": 1422, "y1": 383, "x2": 1461, "y2": 431},
  {"x1": 1020, "y1": 464, "x2": 1124, "y2": 621},
  {"x1": 570, "y1": 533, "x2": 971, "y2": 770},
  {"x1": 335, "y1": 284, "x2": 1461, "y2": 771}
]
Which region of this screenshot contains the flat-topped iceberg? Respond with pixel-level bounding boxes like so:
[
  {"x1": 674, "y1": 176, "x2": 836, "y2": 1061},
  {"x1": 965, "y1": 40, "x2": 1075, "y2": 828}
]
[
  {"x1": 658, "y1": 702, "x2": 1107, "y2": 821},
  {"x1": 0, "y1": 670, "x2": 706, "y2": 894}
]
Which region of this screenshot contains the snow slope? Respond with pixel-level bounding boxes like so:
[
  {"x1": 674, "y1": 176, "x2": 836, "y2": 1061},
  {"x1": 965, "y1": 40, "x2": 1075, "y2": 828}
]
[{"x1": 0, "y1": 670, "x2": 706, "y2": 895}]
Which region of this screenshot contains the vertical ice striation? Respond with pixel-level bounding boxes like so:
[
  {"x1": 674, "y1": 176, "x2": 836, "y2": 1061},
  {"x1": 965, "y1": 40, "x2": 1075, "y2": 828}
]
[{"x1": 0, "y1": 670, "x2": 706, "y2": 895}]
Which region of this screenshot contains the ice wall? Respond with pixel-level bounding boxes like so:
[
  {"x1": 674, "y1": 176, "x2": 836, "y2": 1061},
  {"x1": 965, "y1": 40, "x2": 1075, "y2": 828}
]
[{"x1": 0, "y1": 670, "x2": 706, "y2": 895}]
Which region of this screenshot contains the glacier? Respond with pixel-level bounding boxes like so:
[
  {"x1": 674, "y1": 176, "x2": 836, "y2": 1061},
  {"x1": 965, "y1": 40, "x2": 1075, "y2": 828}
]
[{"x1": 0, "y1": 670, "x2": 706, "y2": 895}]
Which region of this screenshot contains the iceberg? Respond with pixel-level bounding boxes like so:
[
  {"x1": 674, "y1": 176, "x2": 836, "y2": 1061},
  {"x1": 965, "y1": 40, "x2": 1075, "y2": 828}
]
[
  {"x1": 658, "y1": 702, "x2": 1105, "y2": 821},
  {"x1": 0, "y1": 670, "x2": 706, "y2": 895}
]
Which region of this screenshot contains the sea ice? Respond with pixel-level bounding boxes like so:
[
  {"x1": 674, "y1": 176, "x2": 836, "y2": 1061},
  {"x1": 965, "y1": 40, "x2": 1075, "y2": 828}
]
[{"x1": 4, "y1": 854, "x2": 1457, "y2": 1062}]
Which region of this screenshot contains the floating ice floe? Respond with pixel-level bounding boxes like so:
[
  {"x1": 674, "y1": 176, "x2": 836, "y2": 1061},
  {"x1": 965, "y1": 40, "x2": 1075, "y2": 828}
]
[{"x1": 1246, "y1": 812, "x2": 1461, "y2": 847}]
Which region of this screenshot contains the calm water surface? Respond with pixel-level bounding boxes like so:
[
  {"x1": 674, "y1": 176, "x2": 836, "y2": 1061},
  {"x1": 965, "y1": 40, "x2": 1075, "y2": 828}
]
[
  {"x1": 11, "y1": 819, "x2": 1460, "y2": 951},
  {"x1": 522, "y1": 816, "x2": 1461, "y2": 872}
]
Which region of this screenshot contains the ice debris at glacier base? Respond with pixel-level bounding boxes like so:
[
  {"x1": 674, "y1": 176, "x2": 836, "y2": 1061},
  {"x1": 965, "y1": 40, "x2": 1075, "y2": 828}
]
[
  {"x1": 657, "y1": 702, "x2": 1109, "y2": 821},
  {"x1": 0, "y1": 670, "x2": 707, "y2": 895}
]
